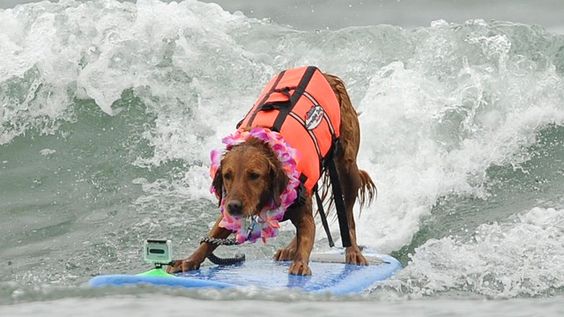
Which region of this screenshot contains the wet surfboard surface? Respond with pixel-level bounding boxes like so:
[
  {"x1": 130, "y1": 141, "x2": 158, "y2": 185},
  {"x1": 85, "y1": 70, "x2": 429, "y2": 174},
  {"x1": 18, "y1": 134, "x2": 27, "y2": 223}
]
[{"x1": 89, "y1": 253, "x2": 401, "y2": 295}]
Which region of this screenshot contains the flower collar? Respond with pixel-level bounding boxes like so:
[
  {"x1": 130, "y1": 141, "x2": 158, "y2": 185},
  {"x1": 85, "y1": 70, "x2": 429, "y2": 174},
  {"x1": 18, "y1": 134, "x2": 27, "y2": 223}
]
[{"x1": 210, "y1": 127, "x2": 301, "y2": 243}]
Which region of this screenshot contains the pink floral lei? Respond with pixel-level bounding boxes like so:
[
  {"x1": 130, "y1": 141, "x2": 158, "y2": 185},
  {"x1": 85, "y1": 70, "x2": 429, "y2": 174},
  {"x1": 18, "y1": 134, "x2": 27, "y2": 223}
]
[{"x1": 210, "y1": 127, "x2": 301, "y2": 243}]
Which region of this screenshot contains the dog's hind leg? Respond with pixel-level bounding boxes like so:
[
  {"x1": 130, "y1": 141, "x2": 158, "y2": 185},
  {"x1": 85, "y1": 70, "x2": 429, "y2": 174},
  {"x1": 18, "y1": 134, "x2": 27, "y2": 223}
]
[
  {"x1": 324, "y1": 72, "x2": 376, "y2": 265},
  {"x1": 335, "y1": 159, "x2": 369, "y2": 265}
]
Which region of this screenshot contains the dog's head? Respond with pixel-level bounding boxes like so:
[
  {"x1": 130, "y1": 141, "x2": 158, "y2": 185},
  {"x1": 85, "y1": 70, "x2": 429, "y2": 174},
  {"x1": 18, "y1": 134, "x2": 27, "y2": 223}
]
[{"x1": 213, "y1": 138, "x2": 288, "y2": 218}]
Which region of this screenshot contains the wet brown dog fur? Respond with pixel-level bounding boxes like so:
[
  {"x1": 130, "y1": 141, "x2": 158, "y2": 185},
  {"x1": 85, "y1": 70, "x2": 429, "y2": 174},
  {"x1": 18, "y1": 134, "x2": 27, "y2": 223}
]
[{"x1": 168, "y1": 73, "x2": 376, "y2": 276}]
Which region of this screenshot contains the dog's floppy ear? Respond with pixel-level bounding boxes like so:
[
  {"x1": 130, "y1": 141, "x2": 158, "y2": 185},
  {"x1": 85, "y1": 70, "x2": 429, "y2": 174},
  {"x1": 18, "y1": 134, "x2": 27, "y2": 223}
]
[
  {"x1": 268, "y1": 159, "x2": 288, "y2": 207},
  {"x1": 212, "y1": 165, "x2": 223, "y2": 207}
]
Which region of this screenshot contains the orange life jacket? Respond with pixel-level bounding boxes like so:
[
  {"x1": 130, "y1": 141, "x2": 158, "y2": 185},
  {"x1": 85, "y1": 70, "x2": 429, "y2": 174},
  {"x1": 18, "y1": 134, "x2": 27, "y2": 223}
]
[{"x1": 238, "y1": 66, "x2": 340, "y2": 193}]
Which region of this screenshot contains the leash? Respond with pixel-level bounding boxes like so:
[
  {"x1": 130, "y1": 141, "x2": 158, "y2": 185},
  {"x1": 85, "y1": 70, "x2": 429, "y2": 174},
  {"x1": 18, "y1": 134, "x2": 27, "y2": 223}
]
[
  {"x1": 199, "y1": 237, "x2": 245, "y2": 265},
  {"x1": 199, "y1": 216, "x2": 260, "y2": 265}
]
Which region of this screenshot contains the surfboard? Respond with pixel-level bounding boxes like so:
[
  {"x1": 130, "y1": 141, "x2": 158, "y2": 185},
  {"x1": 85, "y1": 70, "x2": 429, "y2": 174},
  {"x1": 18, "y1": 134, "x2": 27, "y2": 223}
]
[{"x1": 89, "y1": 253, "x2": 401, "y2": 295}]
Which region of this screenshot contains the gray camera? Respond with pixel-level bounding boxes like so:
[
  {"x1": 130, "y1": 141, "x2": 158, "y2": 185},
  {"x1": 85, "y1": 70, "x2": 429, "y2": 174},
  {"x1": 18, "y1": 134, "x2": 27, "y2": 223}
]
[{"x1": 144, "y1": 239, "x2": 173, "y2": 266}]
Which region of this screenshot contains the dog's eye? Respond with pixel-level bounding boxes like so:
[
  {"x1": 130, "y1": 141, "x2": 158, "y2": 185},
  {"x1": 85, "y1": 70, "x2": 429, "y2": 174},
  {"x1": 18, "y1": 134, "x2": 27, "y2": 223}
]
[
  {"x1": 248, "y1": 172, "x2": 260, "y2": 180},
  {"x1": 223, "y1": 172, "x2": 232, "y2": 181}
]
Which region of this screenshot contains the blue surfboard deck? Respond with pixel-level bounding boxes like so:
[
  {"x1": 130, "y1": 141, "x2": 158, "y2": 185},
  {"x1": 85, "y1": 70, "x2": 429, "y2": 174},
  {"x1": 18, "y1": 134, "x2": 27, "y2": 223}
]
[{"x1": 89, "y1": 253, "x2": 401, "y2": 295}]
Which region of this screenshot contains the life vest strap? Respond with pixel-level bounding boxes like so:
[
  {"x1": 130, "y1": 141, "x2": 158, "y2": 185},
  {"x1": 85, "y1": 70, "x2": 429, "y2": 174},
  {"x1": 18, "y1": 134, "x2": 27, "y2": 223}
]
[
  {"x1": 282, "y1": 174, "x2": 308, "y2": 222},
  {"x1": 272, "y1": 66, "x2": 317, "y2": 132},
  {"x1": 314, "y1": 185, "x2": 334, "y2": 248},
  {"x1": 326, "y1": 140, "x2": 352, "y2": 248}
]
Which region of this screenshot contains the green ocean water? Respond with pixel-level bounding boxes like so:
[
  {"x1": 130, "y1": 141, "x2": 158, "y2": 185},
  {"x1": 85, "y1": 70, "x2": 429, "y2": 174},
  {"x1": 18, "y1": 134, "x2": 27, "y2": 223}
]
[{"x1": 0, "y1": 0, "x2": 563, "y2": 315}]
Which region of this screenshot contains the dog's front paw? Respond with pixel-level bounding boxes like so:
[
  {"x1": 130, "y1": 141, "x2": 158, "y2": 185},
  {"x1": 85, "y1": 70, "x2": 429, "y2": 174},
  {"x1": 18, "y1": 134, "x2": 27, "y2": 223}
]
[
  {"x1": 345, "y1": 247, "x2": 368, "y2": 266},
  {"x1": 273, "y1": 248, "x2": 295, "y2": 261},
  {"x1": 166, "y1": 257, "x2": 203, "y2": 273},
  {"x1": 288, "y1": 260, "x2": 312, "y2": 275}
]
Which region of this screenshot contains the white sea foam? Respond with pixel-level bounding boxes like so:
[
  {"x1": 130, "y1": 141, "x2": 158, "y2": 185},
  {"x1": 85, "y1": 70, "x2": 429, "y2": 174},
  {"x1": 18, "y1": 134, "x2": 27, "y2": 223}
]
[
  {"x1": 39, "y1": 148, "x2": 56, "y2": 156},
  {"x1": 355, "y1": 22, "x2": 564, "y2": 252},
  {"x1": 384, "y1": 207, "x2": 564, "y2": 297}
]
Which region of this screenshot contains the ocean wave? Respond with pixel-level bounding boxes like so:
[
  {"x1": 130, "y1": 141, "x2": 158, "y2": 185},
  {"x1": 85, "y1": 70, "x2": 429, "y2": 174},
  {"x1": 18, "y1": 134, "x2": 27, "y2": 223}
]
[
  {"x1": 1, "y1": 0, "x2": 564, "y2": 296},
  {"x1": 383, "y1": 206, "x2": 564, "y2": 298}
]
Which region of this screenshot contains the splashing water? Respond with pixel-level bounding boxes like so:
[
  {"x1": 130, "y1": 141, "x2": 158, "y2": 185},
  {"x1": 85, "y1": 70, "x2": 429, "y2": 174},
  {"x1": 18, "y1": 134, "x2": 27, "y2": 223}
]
[{"x1": 1, "y1": 0, "x2": 564, "y2": 306}]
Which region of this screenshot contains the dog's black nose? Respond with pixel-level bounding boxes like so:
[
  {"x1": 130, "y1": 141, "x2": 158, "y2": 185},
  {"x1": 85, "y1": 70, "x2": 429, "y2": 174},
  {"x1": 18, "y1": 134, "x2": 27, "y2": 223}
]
[{"x1": 227, "y1": 200, "x2": 243, "y2": 216}]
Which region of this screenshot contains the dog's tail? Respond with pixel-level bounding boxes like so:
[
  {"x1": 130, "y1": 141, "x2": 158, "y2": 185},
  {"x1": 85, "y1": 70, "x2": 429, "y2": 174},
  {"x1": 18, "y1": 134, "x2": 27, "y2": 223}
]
[
  {"x1": 357, "y1": 169, "x2": 377, "y2": 212},
  {"x1": 317, "y1": 168, "x2": 377, "y2": 216}
]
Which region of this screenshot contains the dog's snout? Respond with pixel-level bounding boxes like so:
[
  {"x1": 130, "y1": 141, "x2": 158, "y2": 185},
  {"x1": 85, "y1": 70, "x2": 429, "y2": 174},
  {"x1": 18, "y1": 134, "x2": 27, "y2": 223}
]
[{"x1": 227, "y1": 200, "x2": 243, "y2": 216}]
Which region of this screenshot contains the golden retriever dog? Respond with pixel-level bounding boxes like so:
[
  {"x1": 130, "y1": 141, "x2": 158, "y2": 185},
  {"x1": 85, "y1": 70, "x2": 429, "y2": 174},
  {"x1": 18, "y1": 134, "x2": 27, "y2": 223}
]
[{"x1": 168, "y1": 67, "x2": 375, "y2": 275}]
